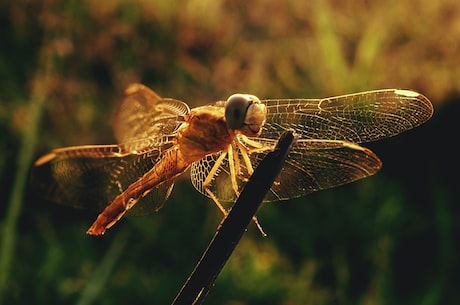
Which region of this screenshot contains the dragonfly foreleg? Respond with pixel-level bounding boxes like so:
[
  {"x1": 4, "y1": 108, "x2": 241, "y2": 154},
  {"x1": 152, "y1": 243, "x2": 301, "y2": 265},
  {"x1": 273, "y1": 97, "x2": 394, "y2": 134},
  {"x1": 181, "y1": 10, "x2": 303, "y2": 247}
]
[
  {"x1": 236, "y1": 135, "x2": 273, "y2": 177},
  {"x1": 238, "y1": 135, "x2": 273, "y2": 152}
]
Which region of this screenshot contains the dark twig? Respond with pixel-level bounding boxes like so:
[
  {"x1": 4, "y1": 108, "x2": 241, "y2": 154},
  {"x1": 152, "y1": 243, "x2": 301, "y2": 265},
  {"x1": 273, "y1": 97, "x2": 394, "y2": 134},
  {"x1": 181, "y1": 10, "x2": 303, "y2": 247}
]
[{"x1": 171, "y1": 130, "x2": 295, "y2": 305}]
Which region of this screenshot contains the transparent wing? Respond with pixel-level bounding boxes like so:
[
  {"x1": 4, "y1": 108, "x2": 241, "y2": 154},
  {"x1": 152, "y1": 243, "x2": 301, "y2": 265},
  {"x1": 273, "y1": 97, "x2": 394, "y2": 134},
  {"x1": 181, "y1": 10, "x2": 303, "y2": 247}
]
[
  {"x1": 264, "y1": 139, "x2": 381, "y2": 201},
  {"x1": 190, "y1": 138, "x2": 382, "y2": 202},
  {"x1": 32, "y1": 136, "x2": 176, "y2": 215},
  {"x1": 191, "y1": 89, "x2": 432, "y2": 202},
  {"x1": 113, "y1": 83, "x2": 190, "y2": 144},
  {"x1": 261, "y1": 89, "x2": 434, "y2": 143}
]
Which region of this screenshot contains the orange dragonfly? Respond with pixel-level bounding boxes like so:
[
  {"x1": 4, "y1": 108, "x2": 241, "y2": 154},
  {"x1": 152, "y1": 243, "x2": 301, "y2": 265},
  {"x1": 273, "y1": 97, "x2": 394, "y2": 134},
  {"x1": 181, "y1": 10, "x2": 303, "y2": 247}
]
[{"x1": 32, "y1": 84, "x2": 433, "y2": 235}]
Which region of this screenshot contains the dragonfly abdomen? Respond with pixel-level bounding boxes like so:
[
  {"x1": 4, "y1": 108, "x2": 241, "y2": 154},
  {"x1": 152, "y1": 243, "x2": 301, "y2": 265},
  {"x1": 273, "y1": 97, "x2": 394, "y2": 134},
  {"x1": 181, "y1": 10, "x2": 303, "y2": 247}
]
[{"x1": 87, "y1": 147, "x2": 187, "y2": 235}]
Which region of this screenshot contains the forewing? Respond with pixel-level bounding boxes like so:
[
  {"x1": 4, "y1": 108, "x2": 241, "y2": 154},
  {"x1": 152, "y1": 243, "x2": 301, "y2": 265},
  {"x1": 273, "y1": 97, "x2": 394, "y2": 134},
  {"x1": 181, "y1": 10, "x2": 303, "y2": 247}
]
[
  {"x1": 190, "y1": 138, "x2": 381, "y2": 202},
  {"x1": 261, "y1": 89, "x2": 433, "y2": 143},
  {"x1": 113, "y1": 83, "x2": 190, "y2": 144},
  {"x1": 32, "y1": 138, "x2": 175, "y2": 215}
]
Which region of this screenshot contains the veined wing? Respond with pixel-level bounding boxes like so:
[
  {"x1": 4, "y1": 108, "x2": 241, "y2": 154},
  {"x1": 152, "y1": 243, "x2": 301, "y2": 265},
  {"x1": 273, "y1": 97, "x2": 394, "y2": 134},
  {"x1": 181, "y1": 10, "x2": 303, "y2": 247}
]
[
  {"x1": 261, "y1": 89, "x2": 434, "y2": 143},
  {"x1": 190, "y1": 138, "x2": 381, "y2": 203},
  {"x1": 32, "y1": 136, "x2": 176, "y2": 215},
  {"x1": 113, "y1": 83, "x2": 190, "y2": 144},
  {"x1": 191, "y1": 89, "x2": 432, "y2": 202}
]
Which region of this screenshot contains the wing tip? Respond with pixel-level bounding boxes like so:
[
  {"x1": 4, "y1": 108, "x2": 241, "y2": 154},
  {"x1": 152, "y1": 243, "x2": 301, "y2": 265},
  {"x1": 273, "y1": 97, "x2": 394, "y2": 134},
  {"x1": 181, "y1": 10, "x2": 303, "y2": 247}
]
[
  {"x1": 124, "y1": 83, "x2": 144, "y2": 95},
  {"x1": 341, "y1": 141, "x2": 383, "y2": 173},
  {"x1": 34, "y1": 152, "x2": 57, "y2": 166},
  {"x1": 394, "y1": 89, "x2": 420, "y2": 98},
  {"x1": 394, "y1": 89, "x2": 434, "y2": 120}
]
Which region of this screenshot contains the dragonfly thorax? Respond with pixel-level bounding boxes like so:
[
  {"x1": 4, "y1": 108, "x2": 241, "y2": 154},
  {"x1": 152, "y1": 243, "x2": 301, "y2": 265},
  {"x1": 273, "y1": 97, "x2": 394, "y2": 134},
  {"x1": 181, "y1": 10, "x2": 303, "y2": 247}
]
[{"x1": 176, "y1": 105, "x2": 233, "y2": 164}]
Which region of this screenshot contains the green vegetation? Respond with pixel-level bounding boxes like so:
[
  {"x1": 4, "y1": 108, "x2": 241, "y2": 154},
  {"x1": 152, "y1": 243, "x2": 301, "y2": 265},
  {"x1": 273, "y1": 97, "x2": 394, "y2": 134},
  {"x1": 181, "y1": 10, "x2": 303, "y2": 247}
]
[{"x1": 1, "y1": 0, "x2": 458, "y2": 304}]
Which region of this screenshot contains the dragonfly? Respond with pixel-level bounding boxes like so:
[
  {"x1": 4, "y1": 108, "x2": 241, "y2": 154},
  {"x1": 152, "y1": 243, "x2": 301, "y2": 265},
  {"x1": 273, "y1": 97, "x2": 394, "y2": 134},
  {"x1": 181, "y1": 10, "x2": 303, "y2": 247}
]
[{"x1": 32, "y1": 84, "x2": 433, "y2": 235}]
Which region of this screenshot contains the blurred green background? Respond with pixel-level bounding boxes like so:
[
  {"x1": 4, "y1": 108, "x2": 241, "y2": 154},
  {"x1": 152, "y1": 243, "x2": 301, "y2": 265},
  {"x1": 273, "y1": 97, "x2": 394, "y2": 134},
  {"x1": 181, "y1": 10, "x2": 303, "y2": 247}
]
[{"x1": 0, "y1": 0, "x2": 458, "y2": 304}]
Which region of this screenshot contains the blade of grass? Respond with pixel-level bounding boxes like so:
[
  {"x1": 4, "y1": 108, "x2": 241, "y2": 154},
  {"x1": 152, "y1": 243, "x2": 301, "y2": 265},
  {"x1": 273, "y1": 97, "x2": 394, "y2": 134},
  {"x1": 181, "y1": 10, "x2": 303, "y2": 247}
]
[
  {"x1": 0, "y1": 27, "x2": 57, "y2": 301},
  {"x1": 0, "y1": 76, "x2": 48, "y2": 304},
  {"x1": 171, "y1": 130, "x2": 295, "y2": 305},
  {"x1": 311, "y1": 0, "x2": 350, "y2": 92},
  {"x1": 76, "y1": 229, "x2": 129, "y2": 305}
]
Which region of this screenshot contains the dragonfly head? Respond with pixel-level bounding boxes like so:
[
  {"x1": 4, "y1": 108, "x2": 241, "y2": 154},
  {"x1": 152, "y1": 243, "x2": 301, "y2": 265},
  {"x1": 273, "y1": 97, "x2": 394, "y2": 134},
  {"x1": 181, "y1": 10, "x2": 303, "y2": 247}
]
[{"x1": 224, "y1": 93, "x2": 267, "y2": 136}]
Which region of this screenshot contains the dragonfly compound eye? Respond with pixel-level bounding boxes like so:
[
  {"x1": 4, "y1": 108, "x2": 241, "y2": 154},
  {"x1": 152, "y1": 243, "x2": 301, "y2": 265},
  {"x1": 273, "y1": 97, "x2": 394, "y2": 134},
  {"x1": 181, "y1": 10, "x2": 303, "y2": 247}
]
[{"x1": 225, "y1": 94, "x2": 255, "y2": 130}]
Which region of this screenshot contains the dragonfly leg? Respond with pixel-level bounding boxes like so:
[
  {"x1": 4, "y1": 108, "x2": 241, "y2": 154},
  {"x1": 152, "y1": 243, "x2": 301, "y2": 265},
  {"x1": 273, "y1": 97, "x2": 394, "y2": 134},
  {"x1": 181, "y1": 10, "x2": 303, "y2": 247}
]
[
  {"x1": 236, "y1": 136, "x2": 273, "y2": 177},
  {"x1": 238, "y1": 135, "x2": 274, "y2": 153},
  {"x1": 227, "y1": 144, "x2": 240, "y2": 196},
  {"x1": 204, "y1": 186, "x2": 267, "y2": 236},
  {"x1": 203, "y1": 148, "x2": 231, "y2": 215},
  {"x1": 203, "y1": 145, "x2": 267, "y2": 236},
  {"x1": 205, "y1": 187, "x2": 229, "y2": 216},
  {"x1": 236, "y1": 141, "x2": 255, "y2": 176}
]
